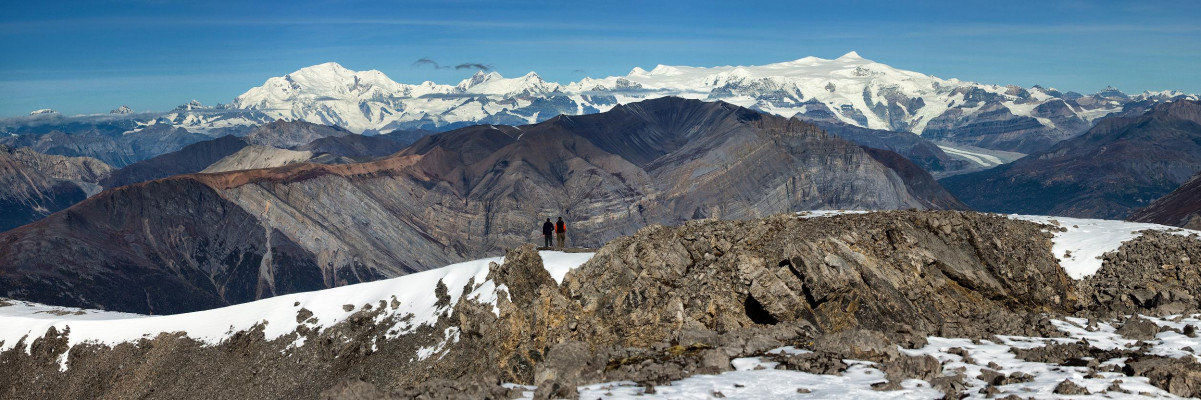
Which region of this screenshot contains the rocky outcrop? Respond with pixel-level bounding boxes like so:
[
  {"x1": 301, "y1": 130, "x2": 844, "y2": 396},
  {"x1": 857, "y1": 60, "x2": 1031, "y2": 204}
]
[
  {"x1": 201, "y1": 145, "x2": 316, "y2": 173},
  {"x1": 1, "y1": 211, "x2": 1198, "y2": 398},
  {"x1": 1129, "y1": 171, "x2": 1201, "y2": 229},
  {"x1": 1076, "y1": 231, "x2": 1201, "y2": 317},
  {"x1": 0, "y1": 98, "x2": 966, "y2": 314},
  {"x1": 941, "y1": 100, "x2": 1201, "y2": 219},
  {"x1": 0, "y1": 211, "x2": 1093, "y2": 397}
]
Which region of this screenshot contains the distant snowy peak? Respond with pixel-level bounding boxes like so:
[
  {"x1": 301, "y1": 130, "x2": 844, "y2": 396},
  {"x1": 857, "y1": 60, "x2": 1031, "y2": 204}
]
[
  {"x1": 29, "y1": 109, "x2": 57, "y2": 115},
  {"x1": 175, "y1": 100, "x2": 209, "y2": 111},
  {"x1": 210, "y1": 55, "x2": 1195, "y2": 149},
  {"x1": 110, "y1": 105, "x2": 134, "y2": 115}
]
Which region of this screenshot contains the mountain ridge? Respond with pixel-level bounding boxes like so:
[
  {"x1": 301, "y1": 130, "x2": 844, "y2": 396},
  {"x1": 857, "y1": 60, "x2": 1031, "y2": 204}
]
[
  {"x1": 0, "y1": 97, "x2": 964, "y2": 314},
  {"x1": 940, "y1": 99, "x2": 1201, "y2": 219},
  {"x1": 9, "y1": 55, "x2": 1193, "y2": 156}
]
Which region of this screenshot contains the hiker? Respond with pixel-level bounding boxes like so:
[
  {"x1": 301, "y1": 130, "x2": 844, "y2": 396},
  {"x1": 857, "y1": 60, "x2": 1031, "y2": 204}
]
[
  {"x1": 541, "y1": 218, "x2": 554, "y2": 248},
  {"x1": 555, "y1": 217, "x2": 567, "y2": 248}
]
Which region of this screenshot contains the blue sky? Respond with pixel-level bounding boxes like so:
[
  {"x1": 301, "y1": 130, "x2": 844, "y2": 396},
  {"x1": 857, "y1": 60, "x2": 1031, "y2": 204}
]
[{"x1": 2, "y1": 0, "x2": 1199, "y2": 117}]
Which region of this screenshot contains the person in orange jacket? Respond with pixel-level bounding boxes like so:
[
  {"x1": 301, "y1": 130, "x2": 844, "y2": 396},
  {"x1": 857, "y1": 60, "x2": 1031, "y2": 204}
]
[{"x1": 555, "y1": 217, "x2": 567, "y2": 248}]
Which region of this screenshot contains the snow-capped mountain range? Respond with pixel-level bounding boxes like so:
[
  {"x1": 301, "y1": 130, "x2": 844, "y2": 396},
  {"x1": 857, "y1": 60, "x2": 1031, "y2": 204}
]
[
  {"x1": 6, "y1": 52, "x2": 1197, "y2": 153},
  {"x1": 224, "y1": 53, "x2": 1195, "y2": 144}
]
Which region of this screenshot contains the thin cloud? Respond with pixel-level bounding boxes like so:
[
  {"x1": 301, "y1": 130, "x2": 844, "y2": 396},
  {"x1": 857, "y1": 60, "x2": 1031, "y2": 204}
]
[
  {"x1": 412, "y1": 58, "x2": 450, "y2": 70},
  {"x1": 454, "y1": 63, "x2": 492, "y2": 71}
]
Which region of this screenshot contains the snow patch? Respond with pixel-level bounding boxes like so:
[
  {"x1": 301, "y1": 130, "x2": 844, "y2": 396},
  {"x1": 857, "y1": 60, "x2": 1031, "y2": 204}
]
[{"x1": 1009, "y1": 215, "x2": 1200, "y2": 279}]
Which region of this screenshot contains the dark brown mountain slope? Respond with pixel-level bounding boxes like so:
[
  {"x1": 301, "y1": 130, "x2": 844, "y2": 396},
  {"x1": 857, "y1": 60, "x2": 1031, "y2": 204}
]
[
  {"x1": 1129, "y1": 171, "x2": 1201, "y2": 229},
  {"x1": 245, "y1": 119, "x2": 351, "y2": 148},
  {"x1": 294, "y1": 133, "x2": 415, "y2": 161},
  {"x1": 0, "y1": 97, "x2": 965, "y2": 314},
  {"x1": 940, "y1": 100, "x2": 1201, "y2": 219},
  {"x1": 99, "y1": 135, "x2": 250, "y2": 188}
]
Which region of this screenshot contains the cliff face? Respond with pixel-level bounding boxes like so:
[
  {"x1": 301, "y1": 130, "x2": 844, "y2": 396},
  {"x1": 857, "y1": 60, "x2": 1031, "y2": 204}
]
[
  {"x1": 940, "y1": 100, "x2": 1201, "y2": 219},
  {"x1": 0, "y1": 98, "x2": 965, "y2": 314}
]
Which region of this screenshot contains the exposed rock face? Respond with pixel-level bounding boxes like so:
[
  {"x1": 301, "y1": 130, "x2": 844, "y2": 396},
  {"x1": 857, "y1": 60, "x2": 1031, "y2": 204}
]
[
  {"x1": 99, "y1": 135, "x2": 250, "y2": 188},
  {"x1": 922, "y1": 102, "x2": 1059, "y2": 153},
  {"x1": 1, "y1": 145, "x2": 112, "y2": 184},
  {"x1": 0, "y1": 179, "x2": 358, "y2": 314},
  {"x1": 1129, "y1": 171, "x2": 1201, "y2": 229},
  {"x1": 808, "y1": 120, "x2": 973, "y2": 176},
  {"x1": 201, "y1": 145, "x2": 316, "y2": 173},
  {"x1": 0, "y1": 98, "x2": 966, "y2": 314},
  {"x1": 0, "y1": 145, "x2": 112, "y2": 232},
  {"x1": 543, "y1": 211, "x2": 1072, "y2": 348},
  {"x1": 941, "y1": 100, "x2": 1201, "y2": 219}
]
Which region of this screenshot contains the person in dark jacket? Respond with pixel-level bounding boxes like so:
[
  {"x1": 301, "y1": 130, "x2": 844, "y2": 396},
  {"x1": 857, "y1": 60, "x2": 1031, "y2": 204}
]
[
  {"x1": 541, "y1": 218, "x2": 554, "y2": 248},
  {"x1": 555, "y1": 217, "x2": 567, "y2": 248}
]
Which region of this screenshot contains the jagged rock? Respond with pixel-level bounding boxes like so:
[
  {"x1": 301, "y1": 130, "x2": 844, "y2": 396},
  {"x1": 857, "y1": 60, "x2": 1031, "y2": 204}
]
[
  {"x1": 1078, "y1": 231, "x2": 1201, "y2": 317},
  {"x1": 1115, "y1": 316, "x2": 1161, "y2": 341},
  {"x1": 930, "y1": 371, "x2": 968, "y2": 399},
  {"x1": 533, "y1": 341, "x2": 601, "y2": 400},
  {"x1": 1011, "y1": 341, "x2": 1133, "y2": 366},
  {"x1": 490, "y1": 245, "x2": 556, "y2": 305},
  {"x1": 1053, "y1": 379, "x2": 1090, "y2": 395},
  {"x1": 813, "y1": 329, "x2": 898, "y2": 362},
  {"x1": 775, "y1": 352, "x2": 847, "y2": 375},
  {"x1": 561, "y1": 211, "x2": 1073, "y2": 349},
  {"x1": 1124, "y1": 356, "x2": 1201, "y2": 398},
  {"x1": 880, "y1": 354, "x2": 942, "y2": 383}
]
